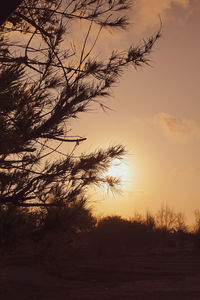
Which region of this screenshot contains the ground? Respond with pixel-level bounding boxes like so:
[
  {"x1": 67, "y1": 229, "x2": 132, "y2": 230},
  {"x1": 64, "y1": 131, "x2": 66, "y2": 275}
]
[{"x1": 1, "y1": 247, "x2": 200, "y2": 300}]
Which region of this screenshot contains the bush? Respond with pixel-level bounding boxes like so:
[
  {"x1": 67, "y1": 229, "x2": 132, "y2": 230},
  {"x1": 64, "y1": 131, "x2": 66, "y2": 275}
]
[
  {"x1": 38, "y1": 203, "x2": 96, "y2": 235},
  {"x1": 92, "y1": 215, "x2": 157, "y2": 251},
  {"x1": 0, "y1": 205, "x2": 38, "y2": 250},
  {"x1": 0, "y1": 201, "x2": 97, "y2": 256}
]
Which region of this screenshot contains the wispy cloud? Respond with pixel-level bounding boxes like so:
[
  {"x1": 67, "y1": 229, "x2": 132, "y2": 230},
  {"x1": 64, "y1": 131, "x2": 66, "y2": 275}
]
[
  {"x1": 155, "y1": 113, "x2": 188, "y2": 134},
  {"x1": 134, "y1": 0, "x2": 193, "y2": 29},
  {"x1": 154, "y1": 113, "x2": 200, "y2": 141},
  {"x1": 171, "y1": 166, "x2": 200, "y2": 176},
  {"x1": 171, "y1": 167, "x2": 187, "y2": 175}
]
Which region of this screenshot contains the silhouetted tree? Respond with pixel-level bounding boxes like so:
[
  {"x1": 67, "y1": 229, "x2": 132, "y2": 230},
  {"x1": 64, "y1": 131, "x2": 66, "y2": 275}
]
[
  {"x1": 0, "y1": 0, "x2": 160, "y2": 209},
  {"x1": 0, "y1": 1, "x2": 23, "y2": 26},
  {"x1": 155, "y1": 204, "x2": 186, "y2": 232}
]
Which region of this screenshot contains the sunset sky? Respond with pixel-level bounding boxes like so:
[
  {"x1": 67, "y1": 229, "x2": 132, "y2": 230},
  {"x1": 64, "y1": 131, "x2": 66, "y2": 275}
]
[{"x1": 71, "y1": 0, "x2": 200, "y2": 224}]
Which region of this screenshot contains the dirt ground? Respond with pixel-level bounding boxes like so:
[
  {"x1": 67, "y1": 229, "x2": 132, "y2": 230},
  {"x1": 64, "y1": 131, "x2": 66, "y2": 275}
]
[{"x1": 1, "y1": 249, "x2": 200, "y2": 300}]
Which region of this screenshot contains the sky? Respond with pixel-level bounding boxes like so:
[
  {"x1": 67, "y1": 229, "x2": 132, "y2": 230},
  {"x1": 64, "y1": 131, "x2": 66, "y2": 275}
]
[{"x1": 70, "y1": 0, "x2": 200, "y2": 224}]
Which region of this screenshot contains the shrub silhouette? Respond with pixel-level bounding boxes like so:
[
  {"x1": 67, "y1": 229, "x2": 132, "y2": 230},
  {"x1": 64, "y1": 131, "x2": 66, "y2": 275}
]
[
  {"x1": 88, "y1": 211, "x2": 192, "y2": 254},
  {"x1": 92, "y1": 215, "x2": 159, "y2": 252},
  {"x1": 38, "y1": 203, "x2": 96, "y2": 239},
  {"x1": 0, "y1": 204, "x2": 194, "y2": 257},
  {"x1": 0, "y1": 201, "x2": 97, "y2": 257},
  {"x1": 0, "y1": 205, "x2": 38, "y2": 250}
]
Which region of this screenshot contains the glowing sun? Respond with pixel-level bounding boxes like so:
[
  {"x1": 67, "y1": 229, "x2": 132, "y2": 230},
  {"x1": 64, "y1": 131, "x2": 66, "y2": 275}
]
[{"x1": 105, "y1": 159, "x2": 130, "y2": 187}]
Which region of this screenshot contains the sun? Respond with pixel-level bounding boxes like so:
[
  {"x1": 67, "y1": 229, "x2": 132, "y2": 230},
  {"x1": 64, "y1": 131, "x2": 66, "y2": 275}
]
[{"x1": 105, "y1": 159, "x2": 130, "y2": 188}]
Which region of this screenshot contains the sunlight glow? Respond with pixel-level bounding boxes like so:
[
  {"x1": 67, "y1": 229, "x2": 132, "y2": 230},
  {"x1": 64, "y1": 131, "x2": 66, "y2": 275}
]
[{"x1": 105, "y1": 159, "x2": 130, "y2": 188}]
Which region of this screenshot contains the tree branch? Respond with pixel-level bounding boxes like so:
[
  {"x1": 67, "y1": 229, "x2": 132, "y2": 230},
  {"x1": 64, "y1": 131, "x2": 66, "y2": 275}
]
[{"x1": 0, "y1": 0, "x2": 23, "y2": 26}]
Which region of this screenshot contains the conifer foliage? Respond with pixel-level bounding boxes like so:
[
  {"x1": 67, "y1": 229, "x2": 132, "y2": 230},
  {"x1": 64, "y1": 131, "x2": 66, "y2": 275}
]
[{"x1": 0, "y1": 0, "x2": 160, "y2": 208}]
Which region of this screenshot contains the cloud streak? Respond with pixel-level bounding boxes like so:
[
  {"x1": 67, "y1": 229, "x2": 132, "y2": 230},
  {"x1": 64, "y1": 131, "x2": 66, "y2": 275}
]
[
  {"x1": 154, "y1": 113, "x2": 200, "y2": 141},
  {"x1": 171, "y1": 166, "x2": 200, "y2": 176},
  {"x1": 134, "y1": 0, "x2": 192, "y2": 29}
]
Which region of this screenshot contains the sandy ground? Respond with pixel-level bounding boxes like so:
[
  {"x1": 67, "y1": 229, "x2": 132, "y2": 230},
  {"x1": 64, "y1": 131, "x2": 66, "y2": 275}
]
[{"x1": 1, "y1": 249, "x2": 200, "y2": 299}]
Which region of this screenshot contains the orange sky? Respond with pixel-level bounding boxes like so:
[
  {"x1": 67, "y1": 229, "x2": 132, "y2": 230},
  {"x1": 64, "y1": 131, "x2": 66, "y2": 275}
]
[{"x1": 68, "y1": 0, "x2": 200, "y2": 224}]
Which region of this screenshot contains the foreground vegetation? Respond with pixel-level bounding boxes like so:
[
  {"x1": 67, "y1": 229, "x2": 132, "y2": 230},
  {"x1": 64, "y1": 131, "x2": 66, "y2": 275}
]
[
  {"x1": 1, "y1": 203, "x2": 200, "y2": 259},
  {"x1": 2, "y1": 204, "x2": 200, "y2": 299}
]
